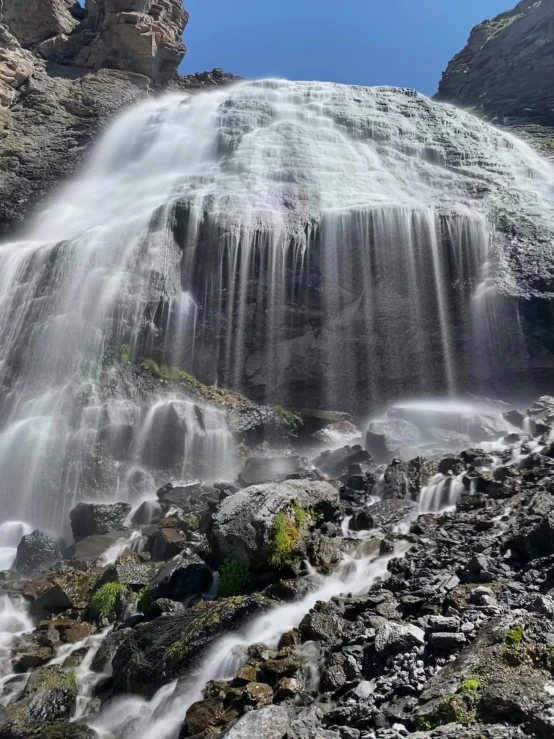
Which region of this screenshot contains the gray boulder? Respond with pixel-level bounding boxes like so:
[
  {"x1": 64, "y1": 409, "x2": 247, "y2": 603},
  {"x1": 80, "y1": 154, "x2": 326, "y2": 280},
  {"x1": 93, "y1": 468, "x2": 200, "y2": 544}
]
[
  {"x1": 223, "y1": 705, "x2": 290, "y2": 739},
  {"x1": 13, "y1": 530, "x2": 62, "y2": 575},
  {"x1": 69, "y1": 502, "x2": 132, "y2": 541},
  {"x1": 207, "y1": 479, "x2": 339, "y2": 567},
  {"x1": 374, "y1": 621, "x2": 425, "y2": 654}
]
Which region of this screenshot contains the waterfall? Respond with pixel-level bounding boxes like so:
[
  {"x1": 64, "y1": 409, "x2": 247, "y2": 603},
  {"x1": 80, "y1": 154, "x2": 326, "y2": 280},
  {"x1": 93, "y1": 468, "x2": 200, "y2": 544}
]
[{"x1": 0, "y1": 79, "x2": 553, "y2": 530}]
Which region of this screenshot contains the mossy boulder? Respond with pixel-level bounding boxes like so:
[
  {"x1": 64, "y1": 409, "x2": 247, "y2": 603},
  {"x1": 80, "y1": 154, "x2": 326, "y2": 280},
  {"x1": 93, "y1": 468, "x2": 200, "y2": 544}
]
[
  {"x1": 22, "y1": 567, "x2": 97, "y2": 615},
  {"x1": 415, "y1": 615, "x2": 554, "y2": 733},
  {"x1": 207, "y1": 479, "x2": 339, "y2": 570},
  {"x1": 111, "y1": 593, "x2": 275, "y2": 697},
  {"x1": 0, "y1": 666, "x2": 77, "y2": 739}
]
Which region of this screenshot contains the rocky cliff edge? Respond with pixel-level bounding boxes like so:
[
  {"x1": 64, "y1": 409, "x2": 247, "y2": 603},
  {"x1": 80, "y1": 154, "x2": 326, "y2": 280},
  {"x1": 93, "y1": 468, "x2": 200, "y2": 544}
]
[{"x1": 0, "y1": 0, "x2": 239, "y2": 237}]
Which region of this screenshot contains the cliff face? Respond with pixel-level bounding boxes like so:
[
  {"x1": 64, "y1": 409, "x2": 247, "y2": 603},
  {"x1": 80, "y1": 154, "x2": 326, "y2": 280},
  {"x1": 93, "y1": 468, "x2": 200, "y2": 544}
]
[
  {"x1": 437, "y1": 0, "x2": 554, "y2": 126},
  {"x1": 0, "y1": 0, "x2": 239, "y2": 237}
]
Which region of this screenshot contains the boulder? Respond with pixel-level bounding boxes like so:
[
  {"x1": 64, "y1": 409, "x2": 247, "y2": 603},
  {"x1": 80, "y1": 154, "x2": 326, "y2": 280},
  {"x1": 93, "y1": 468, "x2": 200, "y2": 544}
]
[
  {"x1": 156, "y1": 482, "x2": 227, "y2": 516},
  {"x1": 13, "y1": 531, "x2": 62, "y2": 575},
  {"x1": 0, "y1": 666, "x2": 77, "y2": 739},
  {"x1": 0, "y1": 24, "x2": 35, "y2": 107},
  {"x1": 238, "y1": 456, "x2": 309, "y2": 486},
  {"x1": 148, "y1": 552, "x2": 214, "y2": 601},
  {"x1": 22, "y1": 567, "x2": 96, "y2": 614},
  {"x1": 111, "y1": 594, "x2": 274, "y2": 696},
  {"x1": 382, "y1": 456, "x2": 439, "y2": 500},
  {"x1": 364, "y1": 499, "x2": 418, "y2": 531},
  {"x1": 222, "y1": 705, "x2": 290, "y2": 739},
  {"x1": 313, "y1": 445, "x2": 372, "y2": 480},
  {"x1": 69, "y1": 502, "x2": 132, "y2": 541},
  {"x1": 207, "y1": 479, "x2": 339, "y2": 568},
  {"x1": 374, "y1": 621, "x2": 425, "y2": 654}
]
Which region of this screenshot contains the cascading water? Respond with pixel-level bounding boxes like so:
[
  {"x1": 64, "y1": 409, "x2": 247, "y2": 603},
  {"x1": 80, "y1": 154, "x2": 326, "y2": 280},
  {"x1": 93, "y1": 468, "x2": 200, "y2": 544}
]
[{"x1": 0, "y1": 78, "x2": 553, "y2": 531}]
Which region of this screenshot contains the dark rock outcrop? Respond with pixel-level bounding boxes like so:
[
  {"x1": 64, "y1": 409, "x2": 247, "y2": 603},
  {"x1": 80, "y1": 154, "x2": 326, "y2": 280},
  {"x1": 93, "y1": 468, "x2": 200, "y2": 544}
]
[
  {"x1": 69, "y1": 502, "x2": 131, "y2": 541},
  {"x1": 437, "y1": 0, "x2": 554, "y2": 128},
  {"x1": 0, "y1": 1, "x2": 240, "y2": 238},
  {"x1": 13, "y1": 530, "x2": 63, "y2": 574}
]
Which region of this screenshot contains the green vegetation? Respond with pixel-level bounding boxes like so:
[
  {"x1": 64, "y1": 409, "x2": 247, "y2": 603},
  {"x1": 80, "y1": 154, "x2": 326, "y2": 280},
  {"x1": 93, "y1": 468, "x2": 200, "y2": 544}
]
[
  {"x1": 423, "y1": 678, "x2": 482, "y2": 730},
  {"x1": 120, "y1": 343, "x2": 131, "y2": 367},
  {"x1": 503, "y1": 624, "x2": 528, "y2": 665},
  {"x1": 141, "y1": 358, "x2": 201, "y2": 386},
  {"x1": 505, "y1": 625, "x2": 525, "y2": 645},
  {"x1": 416, "y1": 717, "x2": 433, "y2": 731},
  {"x1": 218, "y1": 560, "x2": 251, "y2": 597},
  {"x1": 271, "y1": 405, "x2": 298, "y2": 424},
  {"x1": 90, "y1": 582, "x2": 127, "y2": 620},
  {"x1": 546, "y1": 139, "x2": 554, "y2": 150},
  {"x1": 137, "y1": 586, "x2": 152, "y2": 613},
  {"x1": 268, "y1": 503, "x2": 318, "y2": 567}
]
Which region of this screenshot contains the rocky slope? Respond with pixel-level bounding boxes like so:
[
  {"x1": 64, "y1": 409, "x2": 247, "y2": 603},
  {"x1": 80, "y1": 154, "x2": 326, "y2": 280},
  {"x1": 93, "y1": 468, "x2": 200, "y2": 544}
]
[
  {"x1": 436, "y1": 0, "x2": 554, "y2": 129},
  {"x1": 3, "y1": 398, "x2": 554, "y2": 738},
  {"x1": 0, "y1": 0, "x2": 239, "y2": 237}
]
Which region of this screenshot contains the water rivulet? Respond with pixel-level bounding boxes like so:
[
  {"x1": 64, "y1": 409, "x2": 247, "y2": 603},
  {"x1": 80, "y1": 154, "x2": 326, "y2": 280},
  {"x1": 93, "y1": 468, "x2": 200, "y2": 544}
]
[{"x1": 0, "y1": 79, "x2": 553, "y2": 529}]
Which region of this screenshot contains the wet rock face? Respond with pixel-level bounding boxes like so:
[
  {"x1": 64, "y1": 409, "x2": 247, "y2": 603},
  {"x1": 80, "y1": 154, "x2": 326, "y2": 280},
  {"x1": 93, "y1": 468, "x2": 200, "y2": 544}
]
[
  {"x1": 13, "y1": 531, "x2": 63, "y2": 575},
  {"x1": 69, "y1": 502, "x2": 131, "y2": 541},
  {"x1": 436, "y1": 0, "x2": 554, "y2": 126},
  {"x1": 0, "y1": 666, "x2": 77, "y2": 739}
]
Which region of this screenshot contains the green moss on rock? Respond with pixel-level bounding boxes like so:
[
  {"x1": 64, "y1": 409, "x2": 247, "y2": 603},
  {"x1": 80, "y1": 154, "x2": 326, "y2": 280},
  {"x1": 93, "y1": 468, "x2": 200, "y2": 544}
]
[
  {"x1": 90, "y1": 581, "x2": 127, "y2": 620},
  {"x1": 271, "y1": 405, "x2": 298, "y2": 424}
]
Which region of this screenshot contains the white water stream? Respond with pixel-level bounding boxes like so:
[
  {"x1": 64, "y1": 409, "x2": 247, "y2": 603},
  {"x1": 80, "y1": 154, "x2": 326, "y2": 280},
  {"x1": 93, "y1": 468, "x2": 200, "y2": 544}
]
[{"x1": 0, "y1": 80, "x2": 553, "y2": 531}]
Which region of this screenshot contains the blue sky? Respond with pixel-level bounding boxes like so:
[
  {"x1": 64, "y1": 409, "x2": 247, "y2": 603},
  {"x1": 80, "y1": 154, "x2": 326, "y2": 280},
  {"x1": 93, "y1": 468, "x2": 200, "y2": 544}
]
[{"x1": 181, "y1": 0, "x2": 511, "y2": 95}]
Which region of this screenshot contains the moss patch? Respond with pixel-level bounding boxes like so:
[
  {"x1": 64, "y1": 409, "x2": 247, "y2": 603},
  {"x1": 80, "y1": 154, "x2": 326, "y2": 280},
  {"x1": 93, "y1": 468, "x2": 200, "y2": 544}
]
[
  {"x1": 120, "y1": 343, "x2": 131, "y2": 367},
  {"x1": 218, "y1": 560, "x2": 251, "y2": 598},
  {"x1": 137, "y1": 585, "x2": 152, "y2": 614},
  {"x1": 90, "y1": 582, "x2": 127, "y2": 620},
  {"x1": 141, "y1": 358, "x2": 250, "y2": 408},
  {"x1": 267, "y1": 504, "x2": 319, "y2": 568},
  {"x1": 502, "y1": 624, "x2": 528, "y2": 665},
  {"x1": 271, "y1": 405, "x2": 299, "y2": 424},
  {"x1": 545, "y1": 138, "x2": 554, "y2": 150}
]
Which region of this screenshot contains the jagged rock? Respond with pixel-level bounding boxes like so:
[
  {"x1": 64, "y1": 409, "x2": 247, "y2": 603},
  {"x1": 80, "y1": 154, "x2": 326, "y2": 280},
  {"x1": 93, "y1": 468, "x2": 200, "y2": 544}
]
[
  {"x1": 238, "y1": 456, "x2": 309, "y2": 486},
  {"x1": 374, "y1": 621, "x2": 425, "y2": 654},
  {"x1": 364, "y1": 499, "x2": 418, "y2": 531},
  {"x1": 168, "y1": 67, "x2": 242, "y2": 93},
  {"x1": 156, "y1": 481, "x2": 227, "y2": 516},
  {"x1": 37, "y1": 618, "x2": 96, "y2": 644},
  {"x1": 437, "y1": 0, "x2": 554, "y2": 127},
  {"x1": 207, "y1": 479, "x2": 339, "y2": 568},
  {"x1": 12, "y1": 645, "x2": 53, "y2": 672},
  {"x1": 222, "y1": 705, "x2": 290, "y2": 739},
  {"x1": 0, "y1": 24, "x2": 35, "y2": 106},
  {"x1": 22, "y1": 567, "x2": 96, "y2": 614},
  {"x1": 382, "y1": 457, "x2": 439, "y2": 500},
  {"x1": 300, "y1": 606, "x2": 345, "y2": 641},
  {"x1": 0, "y1": 666, "x2": 77, "y2": 739},
  {"x1": 2, "y1": 0, "x2": 79, "y2": 48},
  {"x1": 111, "y1": 594, "x2": 274, "y2": 696},
  {"x1": 148, "y1": 551, "x2": 214, "y2": 601},
  {"x1": 313, "y1": 445, "x2": 372, "y2": 480},
  {"x1": 130, "y1": 500, "x2": 161, "y2": 526},
  {"x1": 69, "y1": 502, "x2": 131, "y2": 541},
  {"x1": 97, "y1": 561, "x2": 159, "y2": 590},
  {"x1": 428, "y1": 632, "x2": 466, "y2": 649},
  {"x1": 13, "y1": 530, "x2": 62, "y2": 575}
]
